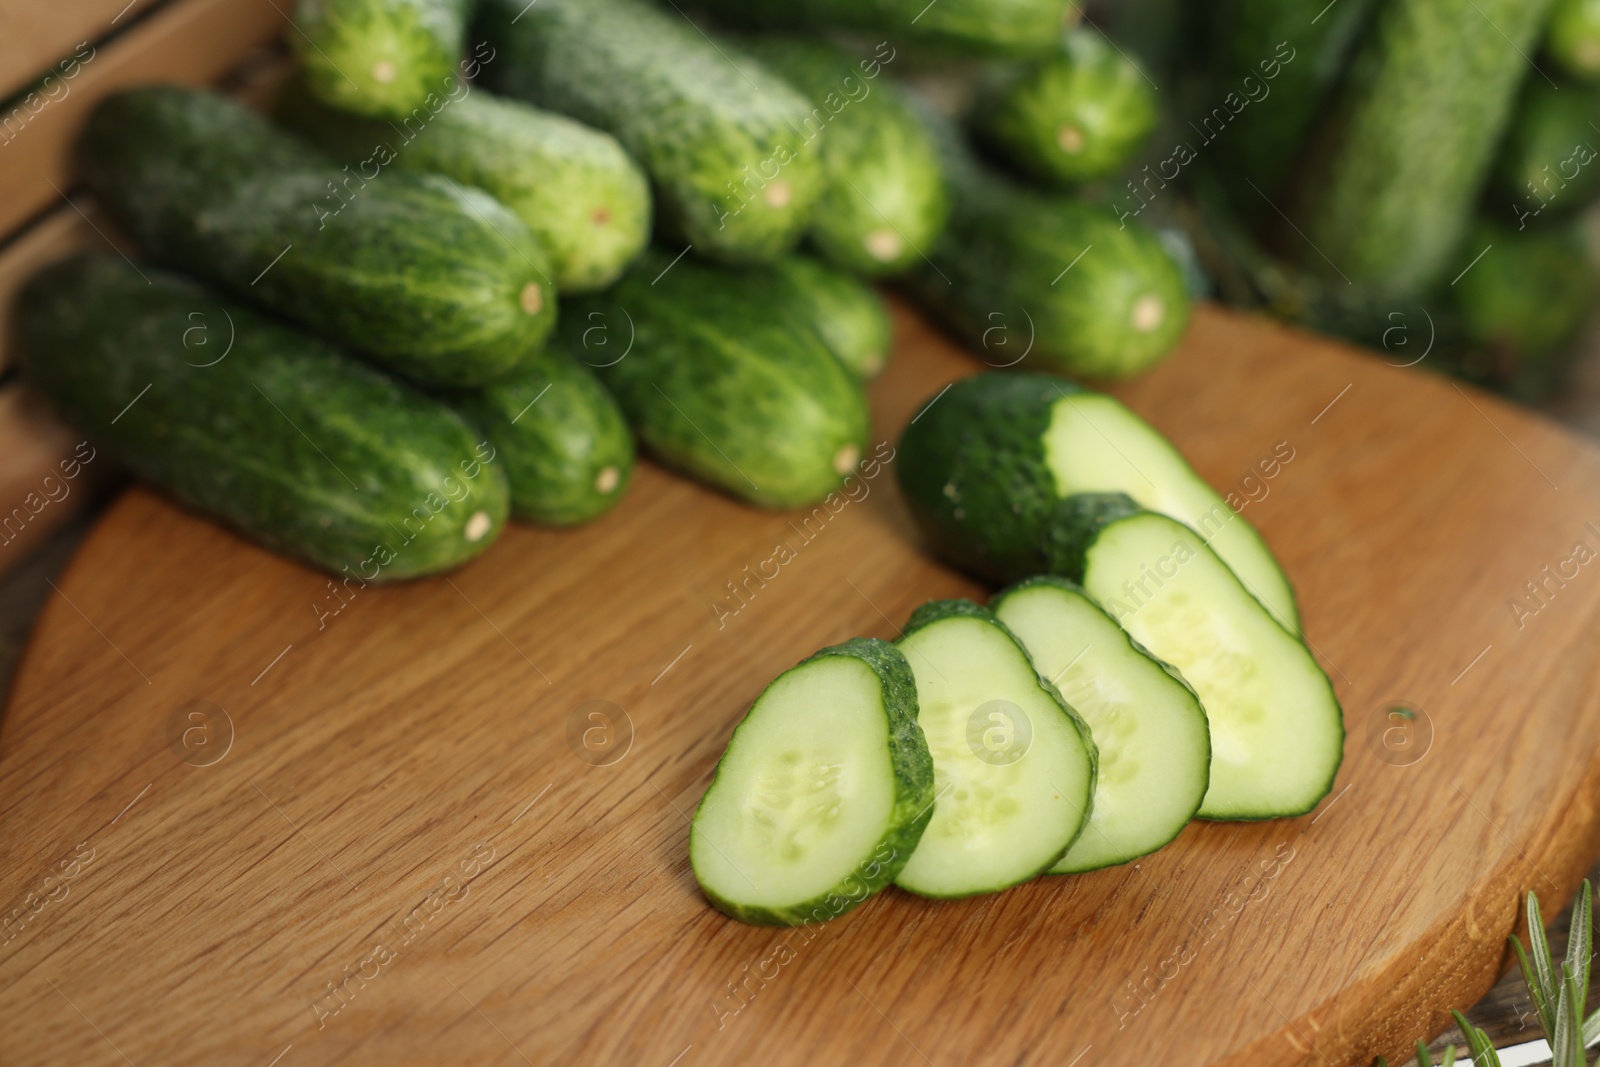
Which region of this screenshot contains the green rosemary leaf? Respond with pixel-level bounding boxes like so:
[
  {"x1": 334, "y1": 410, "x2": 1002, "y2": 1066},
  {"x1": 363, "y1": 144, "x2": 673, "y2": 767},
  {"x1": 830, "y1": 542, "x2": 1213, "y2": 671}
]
[
  {"x1": 1530, "y1": 890, "x2": 1559, "y2": 1009},
  {"x1": 1442, "y1": 1043, "x2": 1457, "y2": 1066},
  {"x1": 1515, "y1": 934, "x2": 1557, "y2": 1037},
  {"x1": 1581, "y1": 1004, "x2": 1600, "y2": 1048},
  {"x1": 1453, "y1": 1011, "x2": 1505, "y2": 1067},
  {"x1": 1567, "y1": 881, "x2": 1593, "y2": 1009}
]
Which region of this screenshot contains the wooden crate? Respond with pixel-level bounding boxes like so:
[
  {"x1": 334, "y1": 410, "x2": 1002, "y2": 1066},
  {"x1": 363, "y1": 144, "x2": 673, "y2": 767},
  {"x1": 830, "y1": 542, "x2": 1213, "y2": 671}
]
[{"x1": 0, "y1": 0, "x2": 290, "y2": 574}]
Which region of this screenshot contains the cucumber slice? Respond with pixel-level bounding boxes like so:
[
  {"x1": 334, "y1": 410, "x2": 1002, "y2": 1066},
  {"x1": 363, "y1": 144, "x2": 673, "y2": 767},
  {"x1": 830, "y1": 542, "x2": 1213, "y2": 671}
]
[
  {"x1": 691, "y1": 638, "x2": 934, "y2": 925},
  {"x1": 992, "y1": 577, "x2": 1209, "y2": 872},
  {"x1": 1060, "y1": 496, "x2": 1342, "y2": 820},
  {"x1": 893, "y1": 600, "x2": 1096, "y2": 898},
  {"x1": 1041, "y1": 391, "x2": 1297, "y2": 633}
]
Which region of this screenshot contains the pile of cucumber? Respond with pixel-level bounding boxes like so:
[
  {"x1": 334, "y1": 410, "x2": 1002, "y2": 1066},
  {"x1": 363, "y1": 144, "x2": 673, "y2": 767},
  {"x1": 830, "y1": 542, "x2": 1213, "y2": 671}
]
[
  {"x1": 690, "y1": 372, "x2": 1342, "y2": 925},
  {"x1": 17, "y1": 0, "x2": 1198, "y2": 581}
]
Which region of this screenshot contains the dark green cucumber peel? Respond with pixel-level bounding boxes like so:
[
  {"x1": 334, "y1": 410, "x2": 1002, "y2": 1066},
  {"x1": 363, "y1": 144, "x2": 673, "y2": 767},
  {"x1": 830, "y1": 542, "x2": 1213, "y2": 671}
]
[
  {"x1": 895, "y1": 372, "x2": 1301, "y2": 632},
  {"x1": 294, "y1": 0, "x2": 470, "y2": 118},
  {"x1": 904, "y1": 106, "x2": 1189, "y2": 379},
  {"x1": 741, "y1": 38, "x2": 949, "y2": 277},
  {"x1": 691, "y1": 638, "x2": 934, "y2": 926},
  {"x1": 476, "y1": 0, "x2": 825, "y2": 263},
  {"x1": 1492, "y1": 79, "x2": 1600, "y2": 219},
  {"x1": 83, "y1": 87, "x2": 556, "y2": 388},
  {"x1": 686, "y1": 0, "x2": 1071, "y2": 56},
  {"x1": 20, "y1": 254, "x2": 509, "y2": 580},
  {"x1": 766, "y1": 256, "x2": 893, "y2": 379},
  {"x1": 1041, "y1": 495, "x2": 1343, "y2": 820},
  {"x1": 278, "y1": 79, "x2": 652, "y2": 292},
  {"x1": 970, "y1": 29, "x2": 1159, "y2": 187},
  {"x1": 566, "y1": 251, "x2": 869, "y2": 510},
  {"x1": 447, "y1": 342, "x2": 635, "y2": 526},
  {"x1": 1289, "y1": 0, "x2": 1558, "y2": 296},
  {"x1": 991, "y1": 575, "x2": 1209, "y2": 873},
  {"x1": 892, "y1": 598, "x2": 1097, "y2": 897}
]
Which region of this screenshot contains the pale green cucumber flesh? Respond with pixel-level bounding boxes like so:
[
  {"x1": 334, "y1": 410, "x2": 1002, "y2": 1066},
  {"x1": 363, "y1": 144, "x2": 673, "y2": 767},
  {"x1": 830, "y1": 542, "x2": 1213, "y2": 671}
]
[
  {"x1": 894, "y1": 612, "x2": 1094, "y2": 897},
  {"x1": 692, "y1": 655, "x2": 905, "y2": 921},
  {"x1": 1042, "y1": 392, "x2": 1300, "y2": 633},
  {"x1": 1080, "y1": 515, "x2": 1342, "y2": 820},
  {"x1": 994, "y1": 580, "x2": 1209, "y2": 872}
]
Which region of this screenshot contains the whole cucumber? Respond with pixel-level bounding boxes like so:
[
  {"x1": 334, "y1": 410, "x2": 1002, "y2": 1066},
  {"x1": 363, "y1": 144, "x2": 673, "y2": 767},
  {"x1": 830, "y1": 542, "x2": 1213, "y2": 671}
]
[
  {"x1": 566, "y1": 251, "x2": 870, "y2": 509},
  {"x1": 476, "y1": 0, "x2": 824, "y2": 263},
  {"x1": 767, "y1": 256, "x2": 893, "y2": 379},
  {"x1": 294, "y1": 0, "x2": 470, "y2": 118},
  {"x1": 970, "y1": 29, "x2": 1159, "y2": 187},
  {"x1": 740, "y1": 38, "x2": 948, "y2": 276},
  {"x1": 278, "y1": 79, "x2": 652, "y2": 292},
  {"x1": 448, "y1": 342, "x2": 635, "y2": 526},
  {"x1": 905, "y1": 107, "x2": 1189, "y2": 379},
  {"x1": 1491, "y1": 79, "x2": 1600, "y2": 219},
  {"x1": 1547, "y1": 0, "x2": 1600, "y2": 81},
  {"x1": 686, "y1": 0, "x2": 1071, "y2": 56},
  {"x1": 83, "y1": 87, "x2": 555, "y2": 388},
  {"x1": 19, "y1": 254, "x2": 509, "y2": 581},
  {"x1": 1290, "y1": 0, "x2": 1557, "y2": 296}
]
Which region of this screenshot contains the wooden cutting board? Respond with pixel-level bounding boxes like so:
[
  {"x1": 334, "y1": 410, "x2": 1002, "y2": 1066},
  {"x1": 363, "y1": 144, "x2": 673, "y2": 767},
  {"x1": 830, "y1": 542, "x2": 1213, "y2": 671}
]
[{"x1": 2, "y1": 303, "x2": 1599, "y2": 1067}]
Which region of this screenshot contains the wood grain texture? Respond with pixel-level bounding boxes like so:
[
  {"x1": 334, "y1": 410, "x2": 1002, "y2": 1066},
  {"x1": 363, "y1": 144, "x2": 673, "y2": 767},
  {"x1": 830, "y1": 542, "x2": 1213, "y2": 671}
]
[
  {"x1": 0, "y1": 0, "x2": 138, "y2": 99},
  {"x1": 0, "y1": 304, "x2": 1598, "y2": 1066}
]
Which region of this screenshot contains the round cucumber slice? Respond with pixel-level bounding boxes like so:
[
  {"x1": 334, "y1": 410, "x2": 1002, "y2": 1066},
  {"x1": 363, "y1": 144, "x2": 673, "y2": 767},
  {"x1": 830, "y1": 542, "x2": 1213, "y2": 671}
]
[
  {"x1": 1076, "y1": 510, "x2": 1343, "y2": 820},
  {"x1": 993, "y1": 577, "x2": 1209, "y2": 872},
  {"x1": 892, "y1": 601, "x2": 1096, "y2": 898},
  {"x1": 691, "y1": 638, "x2": 933, "y2": 925}
]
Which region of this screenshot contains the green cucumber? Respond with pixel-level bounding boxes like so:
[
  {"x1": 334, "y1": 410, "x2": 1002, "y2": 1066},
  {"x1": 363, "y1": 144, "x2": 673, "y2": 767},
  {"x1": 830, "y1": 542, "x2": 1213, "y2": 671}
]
[
  {"x1": 1491, "y1": 79, "x2": 1600, "y2": 218},
  {"x1": 1200, "y1": 0, "x2": 1375, "y2": 207},
  {"x1": 992, "y1": 577, "x2": 1209, "y2": 872},
  {"x1": 476, "y1": 0, "x2": 824, "y2": 263},
  {"x1": 566, "y1": 251, "x2": 869, "y2": 510},
  {"x1": 447, "y1": 342, "x2": 634, "y2": 526},
  {"x1": 904, "y1": 108, "x2": 1189, "y2": 379},
  {"x1": 686, "y1": 0, "x2": 1071, "y2": 55},
  {"x1": 892, "y1": 599, "x2": 1095, "y2": 897},
  {"x1": 1547, "y1": 0, "x2": 1600, "y2": 81},
  {"x1": 768, "y1": 256, "x2": 893, "y2": 379},
  {"x1": 970, "y1": 29, "x2": 1159, "y2": 187},
  {"x1": 294, "y1": 0, "x2": 470, "y2": 118},
  {"x1": 277, "y1": 79, "x2": 652, "y2": 292},
  {"x1": 897, "y1": 372, "x2": 1301, "y2": 633},
  {"x1": 83, "y1": 87, "x2": 555, "y2": 388},
  {"x1": 691, "y1": 638, "x2": 934, "y2": 925},
  {"x1": 1290, "y1": 0, "x2": 1558, "y2": 296},
  {"x1": 1047, "y1": 496, "x2": 1342, "y2": 820},
  {"x1": 740, "y1": 38, "x2": 949, "y2": 276},
  {"x1": 19, "y1": 254, "x2": 509, "y2": 580},
  {"x1": 1452, "y1": 217, "x2": 1600, "y2": 379}
]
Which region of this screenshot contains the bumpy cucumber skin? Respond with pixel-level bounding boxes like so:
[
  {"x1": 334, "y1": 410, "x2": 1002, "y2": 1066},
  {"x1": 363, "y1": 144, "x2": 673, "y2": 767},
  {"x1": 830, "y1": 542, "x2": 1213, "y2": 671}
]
[
  {"x1": 905, "y1": 109, "x2": 1188, "y2": 379},
  {"x1": 20, "y1": 255, "x2": 509, "y2": 580},
  {"x1": 767, "y1": 256, "x2": 894, "y2": 379},
  {"x1": 1548, "y1": 0, "x2": 1600, "y2": 81},
  {"x1": 971, "y1": 30, "x2": 1159, "y2": 187},
  {"x1": 279, "y1": 81, "x2": 652, "y2": 292},
  {"x1": 1451, "y1": 218, "x2": 1600, "y2": 362},
  {"x1": 82, "y1": 87, "x2": 556, "y2": 388},
  {"x1": 989, "y1": 574, "x2": 1209, "y2": 872},
  {"x1": 448, "y1": 343, "x2": 635, "y2": 526},
  {"x1": 295, "y1": 0, "x2": 467, "y2": 118},
  {"x1": 476, "y1": 0, "x2": 824, "y2": 263},
  {"x1": 1491, "y1": 80, "x2": 1600, "y2": 216},
  {"x1": 742, "y1": 38, "x2": 949, "y2": 277},
  {"x1": 1293, "y1": 0, "x2": 1557, "y2": 296},
  {"x1": 689, "y1": 0, "x2": 1068, "y2": 55},
  {"x1": 1201, "y1": 0, "x2": 1374, "y2": 206},
  {"x1": 895, "y1": 599, "x2": 1098, "y2": 896},
  {"x1": 692, "y1": 638, "x2": 934, "y2": 926},
  {"x1": 567, "y1": 251, "x2": 870, "y2": 510}
]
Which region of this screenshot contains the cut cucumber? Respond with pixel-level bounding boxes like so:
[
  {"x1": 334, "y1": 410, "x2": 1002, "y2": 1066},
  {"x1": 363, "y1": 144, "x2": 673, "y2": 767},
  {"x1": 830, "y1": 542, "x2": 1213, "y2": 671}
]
[
  {"x1": 1058, "y1": 496, "x2": 1342, "y2": 820},
  {"x1": 992, "y1": 577, "x2": 1208, "y2": 872},
  {"x1": 893, "y1": 600, "x2": 1096, "y2": 898},
  {"x1": 895, "y1": 372, "x2": 1300, "y2": 633},
  {"x1": 691, "y1": 638, "x2": 934, "y2": 926}
]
